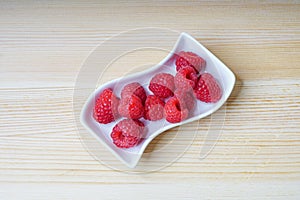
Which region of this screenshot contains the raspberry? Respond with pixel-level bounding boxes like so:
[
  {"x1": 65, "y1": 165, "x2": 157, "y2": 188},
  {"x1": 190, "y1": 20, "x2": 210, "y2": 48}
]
[
  {"x1": 110, "y1": 119, "x2": 145, "y2": 148},
  {"x1": 93, "y1": 88, "x2": 119, "y2": 124},
  {"x1": 144, "y1": 95, "x2": 165, "y2": 121},
  {"x1": 149, "y1": 73, "x2": 175, "y2": 99},
  {"x1": 175, "y1": 51, "x2": 206, "y2": 73},
  {"x1": 121, "y1": 82, "x2": 146, "y2": 104},
  {"x1": 174, "y1": 66, "x2": 198, "y2": 92},
  {"x1": 118, "y1": 95, "x2": 144, "y2": 119},
  {"x1": 194, "y1": 73, "x2": 222, "y2": 103},
  {"x1": 174, "y1": 89, "x2": 195, "y2": 111},
  {"x1": 164, "y1": 96, "x2": 189, "y2": 123}
]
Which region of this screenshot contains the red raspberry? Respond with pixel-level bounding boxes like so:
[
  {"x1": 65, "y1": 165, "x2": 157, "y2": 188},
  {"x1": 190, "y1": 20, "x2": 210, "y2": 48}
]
[
  {"x1": 149, "y1": 73, "x2": 175, "y2": 99},
  {"x1": 118, "y1": 95, "x2": 144, "y2": 119},
  {"x1": 174, "y1": 89, "x2": 195, "y2": 111},
  {"x1": 93, "y1": 88, "x2": 119, "y2": 124},
  {"x1": 144, "y1": 95, "x2": 165, "y2": 121},
  {"x1": 194, "y1": 73, "x2": 222, "y2": 103},
  {"x1": 121, "y1": 82, "x2": 147, "y2": 104},
  {"x1": 164, "y1": 96, "x2": 189, "y2": 123},
  {"x1": 175, "y1": 51, "x2": 206, "y2": 73},
  {"x1": 110, "y1": 119, "x2": 145, "y2": 148},
  {"x1": 174, "y1": 66, "x2": 198, "y2": 92}
]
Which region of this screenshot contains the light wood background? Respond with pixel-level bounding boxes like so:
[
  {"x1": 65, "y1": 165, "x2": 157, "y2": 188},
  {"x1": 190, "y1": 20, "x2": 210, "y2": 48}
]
[{"x1": 0, "y1": 1, "x2": 300, "y2": 199}]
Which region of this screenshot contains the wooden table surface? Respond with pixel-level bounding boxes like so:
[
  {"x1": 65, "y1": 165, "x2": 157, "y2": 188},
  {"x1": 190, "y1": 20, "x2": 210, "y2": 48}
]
[{"x1": 1, "y1": 1, "x2": 300, "y2": 199}]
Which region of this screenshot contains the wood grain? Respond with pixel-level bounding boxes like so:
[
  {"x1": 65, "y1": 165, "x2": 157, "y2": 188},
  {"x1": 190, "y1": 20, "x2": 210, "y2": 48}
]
[{"x1": 0, "y1": 1, "x2": 300, "y2": 199}]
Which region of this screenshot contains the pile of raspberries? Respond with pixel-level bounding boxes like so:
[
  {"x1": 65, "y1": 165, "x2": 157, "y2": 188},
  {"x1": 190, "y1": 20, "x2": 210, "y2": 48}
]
[{"x1": 93, "y1": 51, "x2": 222, "y2": 148}]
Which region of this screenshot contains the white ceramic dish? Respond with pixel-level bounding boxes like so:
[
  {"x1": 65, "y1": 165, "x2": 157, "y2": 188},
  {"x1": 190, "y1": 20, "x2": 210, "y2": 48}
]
[{"x1": 80, "y1": 32, "x2": 235, "y2": 168}]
